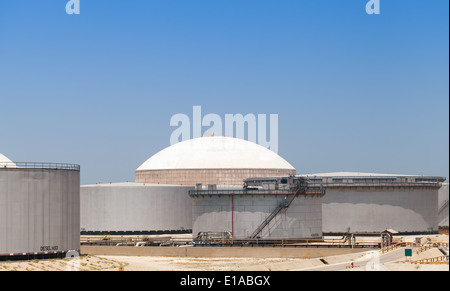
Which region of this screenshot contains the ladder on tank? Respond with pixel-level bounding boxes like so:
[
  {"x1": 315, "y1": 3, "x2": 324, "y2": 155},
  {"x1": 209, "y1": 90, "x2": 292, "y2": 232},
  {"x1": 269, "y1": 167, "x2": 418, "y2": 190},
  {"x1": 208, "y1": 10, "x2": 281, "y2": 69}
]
[
  {"x1": 439, "y1": 200, "x2": 449, "y2": 215},
  {"x1": 250, "y1": 180, "x2": 307, "y2": 239}
]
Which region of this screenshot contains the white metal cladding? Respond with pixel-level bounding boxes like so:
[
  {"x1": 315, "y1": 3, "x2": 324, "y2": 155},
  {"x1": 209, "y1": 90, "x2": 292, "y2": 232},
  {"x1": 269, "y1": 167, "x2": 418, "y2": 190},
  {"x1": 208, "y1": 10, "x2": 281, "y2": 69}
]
[
  {"x1": 438, "y1": 183, "x2": 449, "y2": 227},
  {"x1": 191, "y1": 194, "x2": 323, "y2": 239},
  {"x1": 321, "y1": 187, "x2": 439, "y2": 233},
  {"x1": 0, "y1": 167, "x2": 80, "y2": 255},
  {"x1": 298, "y1": 172, "x2": 444, "y2": 233},
  {"x1": 136, "y1": 136, "x2": 295, "y2": 171},
  {"x1": 80, "y1": 183, "x2": 194, "y2": 232}
]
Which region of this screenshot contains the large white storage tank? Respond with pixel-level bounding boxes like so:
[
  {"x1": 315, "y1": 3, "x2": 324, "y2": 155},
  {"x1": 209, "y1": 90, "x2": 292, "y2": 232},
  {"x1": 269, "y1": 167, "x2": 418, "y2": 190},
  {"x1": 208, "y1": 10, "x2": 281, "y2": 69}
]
[
  {"x1": 80, "y1": 183, "x2": 194, "y2": 235},
  {"x1": 191, "y1": 177, "x2": 325, "y2": 239},
  {"x1": 0, "y1": 155, "x2": 80, "y2": 260},
  {"x1": 191, "y1": 192, "x2": 324, "y2": 239},
  {"x1": 438, "y1": 182, "x2": 449, "y2": 228},
  {"x1": 135, "y1": 136, "x2": 296, "y2": 187},
  {"x1": 300, "y1": 172, "x2": 445, "y2": 234}
]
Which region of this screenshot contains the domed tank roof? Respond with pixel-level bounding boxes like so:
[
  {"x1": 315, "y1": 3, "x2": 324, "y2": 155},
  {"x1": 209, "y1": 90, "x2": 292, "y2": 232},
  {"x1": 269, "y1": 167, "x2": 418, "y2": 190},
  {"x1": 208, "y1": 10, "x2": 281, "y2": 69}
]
[
  {"x1": 137, "y1": 136, "x2": 295, "y2": 171},
  {"x1": 0, "y1": 153, "x2": 16, "y2": 168}
]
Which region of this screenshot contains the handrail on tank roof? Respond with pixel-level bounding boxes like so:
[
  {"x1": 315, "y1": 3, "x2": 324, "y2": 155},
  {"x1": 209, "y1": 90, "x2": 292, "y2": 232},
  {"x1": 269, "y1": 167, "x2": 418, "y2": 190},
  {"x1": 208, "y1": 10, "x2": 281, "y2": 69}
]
[{"x1": 0, "y1": 162, "x2": 80, "y2": 171}]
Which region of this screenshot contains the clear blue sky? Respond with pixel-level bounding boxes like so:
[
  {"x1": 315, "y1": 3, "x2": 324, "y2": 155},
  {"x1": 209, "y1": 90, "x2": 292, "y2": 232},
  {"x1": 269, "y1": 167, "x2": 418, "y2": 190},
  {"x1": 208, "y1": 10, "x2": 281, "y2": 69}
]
[{"x1": 0, "y1": 0, "x2": 448, "y2": 184}]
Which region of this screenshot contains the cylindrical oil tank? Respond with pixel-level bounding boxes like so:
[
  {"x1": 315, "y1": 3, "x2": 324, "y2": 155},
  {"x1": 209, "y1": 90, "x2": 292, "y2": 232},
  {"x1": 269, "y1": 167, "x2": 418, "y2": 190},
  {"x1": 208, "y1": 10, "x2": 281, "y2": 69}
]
[
  {"x1": 0, "y1": 162, "x2": 80, "y2": 260},
  {"x1": 300, "y1": 173, "x2": 445, "y2": 234},
  {"x1": 135, "y1": 136, "x2": 296, "y2": 187},
  {"x1": 80, "y1": 183, "x2": 194, "y2": 234},
  {"x1": 438, "y1": 182, "x2": 449, "y2": 227},
  {"x1": 191, "y1": 191, "x2": 323, "y2": 239}
]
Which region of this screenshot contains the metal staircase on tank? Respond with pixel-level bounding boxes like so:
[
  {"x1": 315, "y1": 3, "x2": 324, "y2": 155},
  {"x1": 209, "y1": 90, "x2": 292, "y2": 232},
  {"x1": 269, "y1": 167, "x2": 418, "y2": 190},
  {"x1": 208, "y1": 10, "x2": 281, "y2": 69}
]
[
  {"x1": 250, "y1": 179, "x2": 307, "y2": 239},
  {"x1": 439, "y1": 200, "x2": 449, "y2": 214}
]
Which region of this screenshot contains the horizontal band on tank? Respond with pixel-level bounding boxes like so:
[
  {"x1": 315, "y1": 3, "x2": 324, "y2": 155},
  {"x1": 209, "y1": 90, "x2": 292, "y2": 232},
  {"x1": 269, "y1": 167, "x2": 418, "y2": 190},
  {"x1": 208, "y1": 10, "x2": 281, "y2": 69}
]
[
  {"x1": 0, "y1": 249, "x2": 80, "y2": 261},
  {"x1": 135, "y1": 168, "x2": 296, "y2": 186},
  {"x1": 189, "y1": 190, "x2": 325, "y2": 196},
  {"x1": 304, "y1": 178, "x2": 445, "y2": 189},
  {"x1": 0, "y1": 162, "x2": 80, "y2": 171},
  {"x1": 80, "y1": 229, "x2": 192, "y2": 236}
]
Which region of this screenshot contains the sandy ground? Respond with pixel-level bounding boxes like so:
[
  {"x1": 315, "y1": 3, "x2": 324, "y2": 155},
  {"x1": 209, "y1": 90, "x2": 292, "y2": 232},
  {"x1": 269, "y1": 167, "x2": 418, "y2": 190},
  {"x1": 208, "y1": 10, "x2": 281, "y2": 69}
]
[
  {"x1": 1, "y1": 234, "x2": 448, "y2": 271},
  {"x1": 1, "y1": 251, "x2": 447, "y2": 271},
  {"x1": 0, "y1": 255, "x2": 352, "y2": 271},
  {"x1": 0, "y1": 255, "x2": 126, "y2": 271}
]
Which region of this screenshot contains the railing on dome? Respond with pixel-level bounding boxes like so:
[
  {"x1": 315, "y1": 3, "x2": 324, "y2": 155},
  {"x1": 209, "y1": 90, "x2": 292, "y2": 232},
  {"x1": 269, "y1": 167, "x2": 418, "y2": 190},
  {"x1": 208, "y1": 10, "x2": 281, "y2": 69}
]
[{"x1": 0, "y1": 162, "x2": 80, "y2": 171}]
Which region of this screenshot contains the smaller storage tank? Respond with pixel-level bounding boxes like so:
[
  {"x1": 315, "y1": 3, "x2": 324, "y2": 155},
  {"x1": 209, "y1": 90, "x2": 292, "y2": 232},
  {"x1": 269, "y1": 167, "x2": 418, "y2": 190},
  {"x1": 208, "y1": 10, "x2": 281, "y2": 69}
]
[{"x1": 0, "y1": 157, "x2": 80, "y2": 260}]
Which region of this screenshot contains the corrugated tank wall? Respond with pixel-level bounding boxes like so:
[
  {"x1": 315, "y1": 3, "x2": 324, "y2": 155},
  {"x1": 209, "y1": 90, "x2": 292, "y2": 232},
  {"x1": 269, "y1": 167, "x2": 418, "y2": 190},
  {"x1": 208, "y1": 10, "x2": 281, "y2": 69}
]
[
  {"x1": 0, "y1": 168, "x2": 80, "y2": 256},
  {"x1": 192, "y1": 194, "x2": 323, "y2": 239},
  {"x1": 438, "y1": 183, "x2": 449, "y2": 227},
  {"x1": 322, "y1": 187, "x2": 439, "y2": 233},
  {"x1": 80, "y1": 184, "x2": 194, "y2": 233}
]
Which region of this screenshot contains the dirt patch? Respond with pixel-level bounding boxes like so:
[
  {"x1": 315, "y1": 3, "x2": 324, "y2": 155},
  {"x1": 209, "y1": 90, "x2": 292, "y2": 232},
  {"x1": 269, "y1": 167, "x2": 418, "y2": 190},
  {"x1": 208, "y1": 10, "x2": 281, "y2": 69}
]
[{"x1": 0, "y1": 255, "x2": 126, "y2": 271}]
